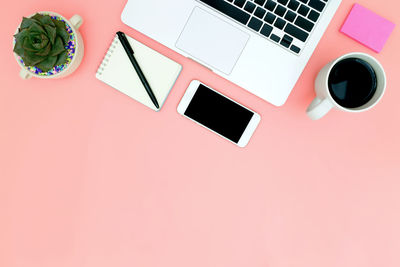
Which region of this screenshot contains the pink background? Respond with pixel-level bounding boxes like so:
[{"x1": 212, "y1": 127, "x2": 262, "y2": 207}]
[{"x1": 1, "y1": 1, "x2": 399, "y2": 267}]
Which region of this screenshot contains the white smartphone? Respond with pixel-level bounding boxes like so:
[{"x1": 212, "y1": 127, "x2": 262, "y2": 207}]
[{"x1": 177, "y1": 80, "x2": 261, "y2": 147}]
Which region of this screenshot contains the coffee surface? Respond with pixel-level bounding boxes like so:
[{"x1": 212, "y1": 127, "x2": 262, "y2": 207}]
[{"x1": 328, "y1": 58, "x2": 377, "y2": 108}]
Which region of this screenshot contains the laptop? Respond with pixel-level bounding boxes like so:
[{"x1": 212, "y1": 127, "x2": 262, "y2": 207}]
[{"x1": 122, "y1": 0, "x2": 342, "y2": 106}]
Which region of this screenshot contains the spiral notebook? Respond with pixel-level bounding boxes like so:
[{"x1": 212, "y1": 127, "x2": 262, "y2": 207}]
[{"x1": 96, "y1": 34, "x2": 182, "y2": 111}]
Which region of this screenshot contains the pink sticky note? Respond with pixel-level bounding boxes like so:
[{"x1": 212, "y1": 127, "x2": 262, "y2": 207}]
[{"x1": 340, "y1": 4, "x2": 395, "y2": 53}]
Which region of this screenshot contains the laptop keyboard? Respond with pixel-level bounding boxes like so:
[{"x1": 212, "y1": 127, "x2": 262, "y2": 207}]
[{"x1": 198, "y1": 0, "x2": 328, "y2": 54}]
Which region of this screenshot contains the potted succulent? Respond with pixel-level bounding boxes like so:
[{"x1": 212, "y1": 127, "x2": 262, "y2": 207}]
[{"x1": 13, "y1": 12, "x2": 84, "y2": 79}]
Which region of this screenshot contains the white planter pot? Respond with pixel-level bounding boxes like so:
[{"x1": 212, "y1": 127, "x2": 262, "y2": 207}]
[{"x1": 14, "y1": 11, "x2": 84, "y2": 79}]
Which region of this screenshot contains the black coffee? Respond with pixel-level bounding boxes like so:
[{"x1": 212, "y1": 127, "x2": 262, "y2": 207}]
[{"x1": 328, "y1": 58, "x2": 377, "y2": 109}]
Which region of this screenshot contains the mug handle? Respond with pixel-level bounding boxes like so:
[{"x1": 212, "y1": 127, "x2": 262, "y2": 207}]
[
  {"x1": 70, "y1": 15, "x2": 83, "y2": 29},
  {"x1": 20, "y1": 68, "x2": 32, "y2": 80},
  {"x1": 306, "y1": 97, "x2": 334, "y2": 120}
]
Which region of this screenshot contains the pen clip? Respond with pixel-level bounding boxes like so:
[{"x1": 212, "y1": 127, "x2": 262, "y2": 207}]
[{"x1": 117, "y1": 31, "x2": 134, "y2": 54}]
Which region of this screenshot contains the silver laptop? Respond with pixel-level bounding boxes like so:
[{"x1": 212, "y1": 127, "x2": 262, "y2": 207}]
[{"x1": 122, "y1": 0, "x2": 342, "y2": 106}]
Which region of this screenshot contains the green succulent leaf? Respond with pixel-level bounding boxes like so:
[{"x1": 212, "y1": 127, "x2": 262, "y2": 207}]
[
  {"x1": 22, "y1": 36, "x2": 39, "y2": 52},
  {"x1": 36, "y1": 55, "x2": 58, "y2": 72},
  {"x1": 14, "y1": 29, "x2": 28, "y2": 43},
  {"x1": 44, "y1": 24, "x2": 56, "y2": 44},
  {"x1": 28, "y1": 22, "x2": 46, "y2": 34},
  {"x1": 22, "y1": 50, "x2": 46, "y2": 66},
  {"x1": 55, "y1": 50, "x2": 68, "y2": 66},
  {"x1": 50, "y1": 37, "x2": 66, "y2": 56},
  {"x1": 31, "y1": 13, "x2": 44, "y2": 22},
  {"x1": 53, "y1": 19, "x2": 65, "y2": 29},
  {"x1": 20, "y1": 17, "x2": 36, "y2": 29},
  {"x1": 54, "y1": 20, "x2": 69, "y2": 44},
  {"x1": 13, "y1": 38, "x2": 25, "y2": 57},
  {"x1": 38, "y1": 14, "x2": 55, "y2": 27},
  {"x1": 35, "y1": 41, "x2": 52, "y2": 56}
]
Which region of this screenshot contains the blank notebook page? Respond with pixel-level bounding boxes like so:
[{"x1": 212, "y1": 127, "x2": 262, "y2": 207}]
[{"x1": 96, "y1": 35, "x2": 182, "y2": 111}]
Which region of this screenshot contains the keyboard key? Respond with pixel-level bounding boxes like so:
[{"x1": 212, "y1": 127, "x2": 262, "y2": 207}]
[
  {"x1": 244, "y1": 2, "x2": 256, "y2": 13},
  {"x1": 264, "y1": 12, "x2": 276, "y2": 24},
  {"x1": 284, "y1": 10, "x2": 296, "y2": 22},
  {"x1": 294, "y1": 16, "x2": 314, "y2": 32},
  {"x1": 308, "y1": 0, "x2": 325, "y2": 12},
  {"x1": 255, "y1": 0, "x2": 266, "y2": 6},
  {"x1": 277, "y1": 0, "x2": 289, "y2": 5},
  {"x1": 274, "y1": 18, "x2": 286, "y2": 29},
  {"x1": 265, "y1": 0, "x2": 277, "y2": 11},
  {"x1": 280, "y1": 34, "x2": 293, "y2": 47},
  {"x1": 290, "y1": 44, "x2": 301, "y2": 53},
  {"x1": 234, "y1": 0, "x2": 246, "y2": 8},
  {"x1": 308, "y1": 10, "x2": 320, "y2": 22},
  {"x1": 288, "y1": 0, "x2": 300, "y2": 11},
  {"x1": 298, "y1": 4, "x2": 310, "y2": 16},
  {"x1": 270, "y1": 34, "x2": 281, "y2": 42},
  {"x1": 274, "y1": 5, "x2": 287, "y2": 16},
  {"x1": 260, "y1": 24, "x2": 273, "y2": 37},
  {"x1": 298, "y1": 0, "x2": 308, "y2": 3},
  {"x1": 284, "y1": 23, "x2": 309, "y2": 41},
  {"x1": 254, "y1": 7, "x2": 267, "y2": 19},
  {"x1": 248, "y1": 17, "x2": 263, "y2": 31},
  {"x1": 199, "y1": 0, "x2": 251, "y2": 25}
]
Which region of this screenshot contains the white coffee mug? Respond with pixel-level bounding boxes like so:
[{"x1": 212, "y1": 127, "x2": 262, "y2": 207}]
[{"x1": 306, "y1": 52, "x2": 386, "y2": 120}]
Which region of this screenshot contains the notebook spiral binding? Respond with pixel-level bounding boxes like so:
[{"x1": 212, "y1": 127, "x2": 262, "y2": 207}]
[{"x1": 96, "y1": 36, "x2": 119, "y2": 76}]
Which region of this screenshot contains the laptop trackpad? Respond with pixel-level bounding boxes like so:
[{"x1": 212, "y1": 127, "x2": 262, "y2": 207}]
[{"x1": 176, "y1": 7, "x2": 249, "y2": 74}]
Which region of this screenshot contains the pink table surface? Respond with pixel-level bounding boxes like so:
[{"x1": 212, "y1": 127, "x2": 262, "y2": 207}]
[{"x1": 1, "y1": 1, "x2": 399, "y2": 267}]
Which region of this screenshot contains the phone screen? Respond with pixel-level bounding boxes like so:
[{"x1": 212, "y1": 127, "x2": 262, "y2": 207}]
[{"x1": 184, "y1": 84, "x2": 254, "y2": 143}]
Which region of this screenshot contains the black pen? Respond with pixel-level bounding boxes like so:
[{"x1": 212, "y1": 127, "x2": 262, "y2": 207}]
[{"x1": 116, "y1": 31, "x2": 160, "y2": 109}]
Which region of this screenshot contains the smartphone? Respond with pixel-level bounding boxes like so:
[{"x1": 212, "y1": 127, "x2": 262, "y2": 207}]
[{"x1": 177, "y1": 80, "x2": 261, "y2": 147}]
